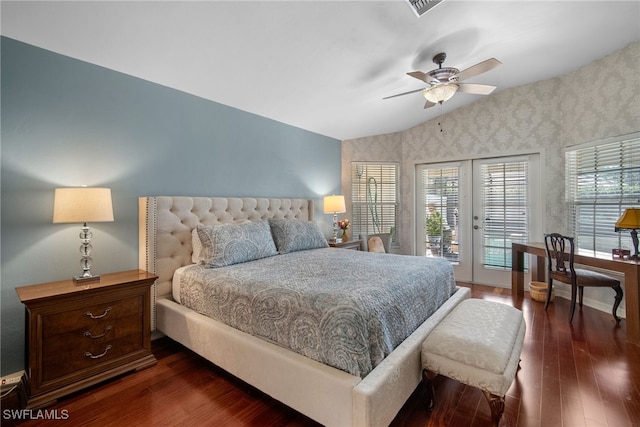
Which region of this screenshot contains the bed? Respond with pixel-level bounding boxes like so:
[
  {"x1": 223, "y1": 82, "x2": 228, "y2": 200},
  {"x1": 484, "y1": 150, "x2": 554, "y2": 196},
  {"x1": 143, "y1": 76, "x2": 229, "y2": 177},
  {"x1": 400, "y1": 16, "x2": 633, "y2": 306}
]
[{"x1": 139, "y1": 196, "x2": 470, "y2": 426}]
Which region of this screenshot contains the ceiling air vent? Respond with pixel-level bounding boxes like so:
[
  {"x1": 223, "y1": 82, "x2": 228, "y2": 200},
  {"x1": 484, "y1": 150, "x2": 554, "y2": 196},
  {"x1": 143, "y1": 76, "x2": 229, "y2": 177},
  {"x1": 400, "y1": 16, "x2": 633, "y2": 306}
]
[{"x1": 406, "y1": 0, "x2": 445, "y2": 17}]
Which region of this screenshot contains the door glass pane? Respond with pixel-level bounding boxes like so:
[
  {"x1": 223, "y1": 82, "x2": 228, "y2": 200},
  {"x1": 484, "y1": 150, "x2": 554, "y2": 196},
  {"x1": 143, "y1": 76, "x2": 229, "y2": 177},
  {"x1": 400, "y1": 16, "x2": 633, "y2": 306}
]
[
  {"x1": 481, "y1": 161, "x2": 529, "y2": 270},
  {"x1": 421, "y1": 166, "x2": 460, "y2": 263}
]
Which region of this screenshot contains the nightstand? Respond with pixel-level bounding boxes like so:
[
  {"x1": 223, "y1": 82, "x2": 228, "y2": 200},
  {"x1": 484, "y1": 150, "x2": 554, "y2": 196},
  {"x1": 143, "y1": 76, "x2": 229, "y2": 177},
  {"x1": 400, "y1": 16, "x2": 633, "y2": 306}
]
[
  {"x1": 328, "y1": 239, "x2": 362, "y2": 250},
  {"x1": 16, "y1": 269, "x2": 158, "y2": 409}
]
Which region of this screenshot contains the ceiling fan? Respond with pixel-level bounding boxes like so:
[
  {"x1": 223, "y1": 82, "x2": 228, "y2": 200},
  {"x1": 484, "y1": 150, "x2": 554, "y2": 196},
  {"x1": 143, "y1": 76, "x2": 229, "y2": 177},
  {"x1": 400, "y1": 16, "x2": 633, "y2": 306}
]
[{"x1": 384, "y1": 52, "x2": 502, "y2": 109}]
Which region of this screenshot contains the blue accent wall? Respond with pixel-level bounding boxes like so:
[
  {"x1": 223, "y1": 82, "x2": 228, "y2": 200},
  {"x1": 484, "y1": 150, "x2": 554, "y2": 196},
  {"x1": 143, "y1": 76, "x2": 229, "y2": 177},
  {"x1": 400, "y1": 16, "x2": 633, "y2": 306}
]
[{"x1": 0, "y1": 37, "x2": 342, "y2": 375}]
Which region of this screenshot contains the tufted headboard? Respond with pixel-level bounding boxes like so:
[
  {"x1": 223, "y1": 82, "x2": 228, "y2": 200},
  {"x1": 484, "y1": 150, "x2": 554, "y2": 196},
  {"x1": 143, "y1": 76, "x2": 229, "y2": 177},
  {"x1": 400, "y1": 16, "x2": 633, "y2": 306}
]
[{"x1": 139, "y1": 197, "x2": 314, "y2": 326}]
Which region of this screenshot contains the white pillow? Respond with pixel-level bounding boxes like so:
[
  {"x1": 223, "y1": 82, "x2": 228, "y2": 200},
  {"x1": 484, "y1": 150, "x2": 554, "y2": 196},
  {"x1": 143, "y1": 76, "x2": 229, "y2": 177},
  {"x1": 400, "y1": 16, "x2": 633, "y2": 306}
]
[{"x1": 368, "y1": 236, "x2": 386, "y2": 253}]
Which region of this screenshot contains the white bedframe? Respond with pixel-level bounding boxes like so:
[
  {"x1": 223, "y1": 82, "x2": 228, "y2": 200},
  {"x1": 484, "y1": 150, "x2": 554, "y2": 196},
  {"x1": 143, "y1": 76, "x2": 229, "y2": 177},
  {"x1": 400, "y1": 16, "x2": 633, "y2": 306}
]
[{"x1": 139, "y1": 196, "x2": 470, "y2": 426}]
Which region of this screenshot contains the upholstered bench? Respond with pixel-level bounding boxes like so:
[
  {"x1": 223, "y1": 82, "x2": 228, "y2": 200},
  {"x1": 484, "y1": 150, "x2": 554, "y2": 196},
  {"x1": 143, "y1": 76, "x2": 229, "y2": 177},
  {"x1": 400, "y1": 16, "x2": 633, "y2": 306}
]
[{"x1": 421, "y1": 299, "x2": 526, "y2": 427}]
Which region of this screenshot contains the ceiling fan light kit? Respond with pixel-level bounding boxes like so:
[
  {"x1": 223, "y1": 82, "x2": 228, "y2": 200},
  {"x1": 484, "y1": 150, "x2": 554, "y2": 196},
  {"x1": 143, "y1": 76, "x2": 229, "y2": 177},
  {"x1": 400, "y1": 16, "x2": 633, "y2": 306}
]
[{"x1": 423, "y1": 83, "x2": 458, "y2": 104}]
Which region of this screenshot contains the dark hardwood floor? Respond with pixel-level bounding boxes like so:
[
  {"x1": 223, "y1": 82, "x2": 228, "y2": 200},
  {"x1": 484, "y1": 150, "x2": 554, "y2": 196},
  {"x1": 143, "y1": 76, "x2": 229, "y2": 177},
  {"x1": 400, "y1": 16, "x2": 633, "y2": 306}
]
[{"x1": 7, "y1": 283, "x2": 640, "y2": 427}]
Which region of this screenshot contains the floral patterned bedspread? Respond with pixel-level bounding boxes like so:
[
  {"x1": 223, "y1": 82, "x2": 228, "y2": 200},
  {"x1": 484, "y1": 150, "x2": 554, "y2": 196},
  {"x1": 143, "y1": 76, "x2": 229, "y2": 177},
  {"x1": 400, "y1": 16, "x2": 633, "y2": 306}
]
[{"x1": 177, "y1": 247, "x2": 456, "y2": 377}]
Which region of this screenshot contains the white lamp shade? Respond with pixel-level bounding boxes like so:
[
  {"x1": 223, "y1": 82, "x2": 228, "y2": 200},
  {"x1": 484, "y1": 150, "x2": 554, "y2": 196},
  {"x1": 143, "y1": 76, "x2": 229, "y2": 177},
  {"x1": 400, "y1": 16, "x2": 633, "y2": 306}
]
[
  {"x1": 53, "y1": 187, "x2": 114, "y2": 223},
  {"x1": 323, "y1": 195, "x2": 346, "y2": 214}
]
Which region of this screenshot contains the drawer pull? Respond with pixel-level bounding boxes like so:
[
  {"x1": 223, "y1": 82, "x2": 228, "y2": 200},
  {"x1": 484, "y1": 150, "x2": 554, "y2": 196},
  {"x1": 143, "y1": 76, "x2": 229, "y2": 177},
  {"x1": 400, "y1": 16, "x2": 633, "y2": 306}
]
[
  {"x1": 84, "y1": 345, "x2": 112, "y2": 359},
  {"x1": 84, "y1": 325, "x2": 112, "y2": 339},
  {"x1": 85, "y1": 306, "x2": 112, "y2": 319}
]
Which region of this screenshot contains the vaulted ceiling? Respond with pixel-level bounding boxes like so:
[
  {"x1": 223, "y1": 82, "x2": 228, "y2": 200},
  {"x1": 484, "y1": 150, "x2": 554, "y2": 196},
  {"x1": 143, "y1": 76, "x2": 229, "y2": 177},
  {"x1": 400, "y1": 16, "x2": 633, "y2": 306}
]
[{"x1": 2, "y1": 1, "x2": 639, "y2": 140}]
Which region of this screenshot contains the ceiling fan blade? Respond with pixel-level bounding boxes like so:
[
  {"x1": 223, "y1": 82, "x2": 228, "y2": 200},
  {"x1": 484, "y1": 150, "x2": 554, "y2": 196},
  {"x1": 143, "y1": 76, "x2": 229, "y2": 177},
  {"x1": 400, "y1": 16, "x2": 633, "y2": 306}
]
[
  {"x1": 407, "y1": 71, "x2": 429, "y2": 82},
  {"x1": 457, "y1": 83, "x2": 497, "y2": 95},
  {"x1": 424, "y1": 100, "x2": 436, "y2": 109},
  {"x1": 453, "y1": 58, "x2": 501, "y2": 82},
  {"x1": 383, "y1": 88, "x2": 424, "y2": 100}
]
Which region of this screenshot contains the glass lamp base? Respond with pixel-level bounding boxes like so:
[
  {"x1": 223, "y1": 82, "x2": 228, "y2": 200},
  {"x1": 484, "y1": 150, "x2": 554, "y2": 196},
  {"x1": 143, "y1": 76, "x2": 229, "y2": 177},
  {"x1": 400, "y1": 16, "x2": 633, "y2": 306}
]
[{"x1": 75, "y1": 224, "x2": 100, "y2": 284}]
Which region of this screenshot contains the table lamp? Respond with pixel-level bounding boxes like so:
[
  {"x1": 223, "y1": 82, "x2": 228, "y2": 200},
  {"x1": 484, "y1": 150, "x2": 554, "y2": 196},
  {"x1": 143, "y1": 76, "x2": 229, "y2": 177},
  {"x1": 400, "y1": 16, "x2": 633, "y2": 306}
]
[
  {"x1": 323, "y1": 195, "x2": 346, "y2": 242},
  {"x1": 615, "y1": 208, "x2": 640, "y2": 259},
  {"x1": 53, "y1": 187, "x2": 114, "y2": 282}
]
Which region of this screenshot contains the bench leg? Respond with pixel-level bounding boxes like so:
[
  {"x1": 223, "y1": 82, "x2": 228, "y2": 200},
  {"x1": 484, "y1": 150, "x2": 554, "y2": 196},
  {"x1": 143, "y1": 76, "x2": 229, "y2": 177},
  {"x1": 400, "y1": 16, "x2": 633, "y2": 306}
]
[
  {"x1": 421, "y1": 369, "x2": 438, "y2": 411},
  {"x1": 482, "y1": 390, "x2": 505, "y2": 427}
]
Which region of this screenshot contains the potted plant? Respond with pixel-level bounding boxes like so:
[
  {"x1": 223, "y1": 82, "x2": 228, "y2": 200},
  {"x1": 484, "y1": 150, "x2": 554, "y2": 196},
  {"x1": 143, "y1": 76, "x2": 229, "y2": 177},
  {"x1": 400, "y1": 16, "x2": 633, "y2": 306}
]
[{"x1": 426, "y1": 208, "x2": 451, "y2": 256}]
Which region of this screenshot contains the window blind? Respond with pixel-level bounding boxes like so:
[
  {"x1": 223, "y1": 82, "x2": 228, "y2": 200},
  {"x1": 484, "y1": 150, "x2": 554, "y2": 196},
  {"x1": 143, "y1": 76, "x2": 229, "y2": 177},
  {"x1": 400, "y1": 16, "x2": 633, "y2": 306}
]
[
  {"x1": 566, "y1": 134, "x2": 640, "y2": 253},
  {"x1": 481, "y1": 161, "x2": 529, "y2": 269},
  {"x1": 351, "y1": 163, "x2": 398, "y2": 243}
]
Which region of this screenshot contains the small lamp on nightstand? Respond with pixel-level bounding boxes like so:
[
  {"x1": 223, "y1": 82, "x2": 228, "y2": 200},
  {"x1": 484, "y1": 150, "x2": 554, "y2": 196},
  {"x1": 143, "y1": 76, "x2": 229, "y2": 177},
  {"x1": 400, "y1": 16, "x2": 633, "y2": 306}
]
[
  {"x1": 53, "y1": 187, "x2": 114, "y2": 282},
  {"x1": 323, "y1": 195, "x2": 346, "y2": 243},
  {"x1": 615, "y1": 208, "x2": 640, "y2": 259}
]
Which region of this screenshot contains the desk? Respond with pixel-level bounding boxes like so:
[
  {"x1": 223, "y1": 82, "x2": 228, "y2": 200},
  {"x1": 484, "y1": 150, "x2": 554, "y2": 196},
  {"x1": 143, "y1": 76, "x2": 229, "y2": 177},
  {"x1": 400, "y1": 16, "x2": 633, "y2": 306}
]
[{"x1": 512, "y1": 242, "x2": 640, "y2": 344}]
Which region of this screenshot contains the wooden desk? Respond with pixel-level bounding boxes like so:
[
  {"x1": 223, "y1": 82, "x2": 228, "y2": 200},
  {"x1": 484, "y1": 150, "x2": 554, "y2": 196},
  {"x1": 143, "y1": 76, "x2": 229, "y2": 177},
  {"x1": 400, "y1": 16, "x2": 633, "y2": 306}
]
[{"x1": 512, "y1": 242, "x2": 640, "y2": 344}]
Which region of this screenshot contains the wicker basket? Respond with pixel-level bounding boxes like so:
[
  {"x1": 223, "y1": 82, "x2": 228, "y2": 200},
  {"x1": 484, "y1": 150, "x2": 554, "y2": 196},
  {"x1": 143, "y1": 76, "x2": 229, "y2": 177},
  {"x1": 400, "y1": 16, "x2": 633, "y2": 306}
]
[{"x1": 529, "y1": 281, "x2": 554, "y2": 302}]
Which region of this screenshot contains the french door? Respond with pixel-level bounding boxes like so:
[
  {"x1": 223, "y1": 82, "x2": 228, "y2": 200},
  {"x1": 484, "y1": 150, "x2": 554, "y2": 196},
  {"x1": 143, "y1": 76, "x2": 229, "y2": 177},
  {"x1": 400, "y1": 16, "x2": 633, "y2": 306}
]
[
  {"x1": 417, "y1": 154, "x2": 541, "y2": 286},
  {"x1": 471, "y1": 155, "x2": 540, "y2": 286}
]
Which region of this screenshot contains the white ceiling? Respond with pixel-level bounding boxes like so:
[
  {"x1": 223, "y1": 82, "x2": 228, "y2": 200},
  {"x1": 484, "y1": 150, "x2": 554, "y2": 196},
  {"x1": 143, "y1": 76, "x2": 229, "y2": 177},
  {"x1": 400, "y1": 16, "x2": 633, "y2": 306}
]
[{"x1": 2, "y1": 1, "x2": 639, "y2": 141}]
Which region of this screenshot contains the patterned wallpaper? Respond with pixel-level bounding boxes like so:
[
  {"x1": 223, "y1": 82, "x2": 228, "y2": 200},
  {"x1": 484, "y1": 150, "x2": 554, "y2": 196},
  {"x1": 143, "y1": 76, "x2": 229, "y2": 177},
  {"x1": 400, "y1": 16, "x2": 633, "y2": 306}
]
[
  {"x1": 343, "y1": 41, "x2": 640, "y2": 256},
  {"x1": 561, "y1": 41, "x2": 640, "y2": 147}
]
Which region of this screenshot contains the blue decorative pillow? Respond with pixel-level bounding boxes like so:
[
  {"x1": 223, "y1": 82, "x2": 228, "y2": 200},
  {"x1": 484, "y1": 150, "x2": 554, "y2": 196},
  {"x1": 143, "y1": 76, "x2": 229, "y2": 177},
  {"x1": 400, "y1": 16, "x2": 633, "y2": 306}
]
[
  {"x1": 196, "y1": 220, "x2": 278, "y2": 267},
  {"x1": 268, "y1": 218, "x2": 329, "y2": 254}
]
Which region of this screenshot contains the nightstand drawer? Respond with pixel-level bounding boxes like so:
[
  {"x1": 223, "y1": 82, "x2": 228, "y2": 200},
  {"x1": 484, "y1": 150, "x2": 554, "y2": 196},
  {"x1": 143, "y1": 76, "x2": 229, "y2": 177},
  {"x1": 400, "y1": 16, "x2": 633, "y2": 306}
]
[
  {"x1": 42, "y1": 296, "x2": 143, "y2": 337},
  {"x1": 42, "y1": 331, "x2": 144, "y2": 382},
  {"x1": 42, "y1": 311, "x2": 144, "y2": 357}
]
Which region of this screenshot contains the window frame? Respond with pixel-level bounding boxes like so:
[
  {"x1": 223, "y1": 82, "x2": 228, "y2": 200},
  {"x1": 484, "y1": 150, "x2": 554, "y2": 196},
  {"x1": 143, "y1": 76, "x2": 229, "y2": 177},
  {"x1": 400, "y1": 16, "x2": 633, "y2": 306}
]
[
  {"x1": 350, "y1": 162, "x2": 399, "y2": 246},
  {"x1": 566, "y1": 132, "x2": 640, "y2": 254}
]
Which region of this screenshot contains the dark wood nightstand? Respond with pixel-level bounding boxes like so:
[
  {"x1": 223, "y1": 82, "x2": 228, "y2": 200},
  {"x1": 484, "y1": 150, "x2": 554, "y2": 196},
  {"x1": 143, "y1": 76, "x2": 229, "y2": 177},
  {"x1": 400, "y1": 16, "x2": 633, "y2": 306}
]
[
  {"x1": 16, "y1": 269, "x2": 158, "y2": 409},
  {"x1": 328, "y1": 239, "x2": 362, "y2": 250}
]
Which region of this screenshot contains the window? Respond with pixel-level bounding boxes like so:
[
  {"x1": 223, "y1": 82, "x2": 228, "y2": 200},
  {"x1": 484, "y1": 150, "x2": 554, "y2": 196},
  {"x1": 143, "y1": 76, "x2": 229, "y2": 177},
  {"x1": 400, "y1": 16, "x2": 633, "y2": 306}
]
[
  {"x1": 566, "y1": 133, "x2": 640, "y2": 254},
  {"x1": 351, "y1": 163, "x2": 399, "y2": 244}
]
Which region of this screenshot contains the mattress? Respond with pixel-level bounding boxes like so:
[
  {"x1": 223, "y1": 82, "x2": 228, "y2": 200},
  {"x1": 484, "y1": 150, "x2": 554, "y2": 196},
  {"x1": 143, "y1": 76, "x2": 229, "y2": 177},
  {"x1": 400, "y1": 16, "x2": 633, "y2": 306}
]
[{"x1": 172, "y1": 248, "x2": 456, "y2": 377}]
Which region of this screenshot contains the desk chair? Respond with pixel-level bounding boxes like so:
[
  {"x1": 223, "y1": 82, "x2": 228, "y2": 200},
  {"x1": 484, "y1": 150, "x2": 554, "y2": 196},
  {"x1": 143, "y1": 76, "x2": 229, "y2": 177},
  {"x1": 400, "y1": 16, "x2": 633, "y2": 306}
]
[{"x1": 544, "y1": 233, "x2": 623, "y2": 323}]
